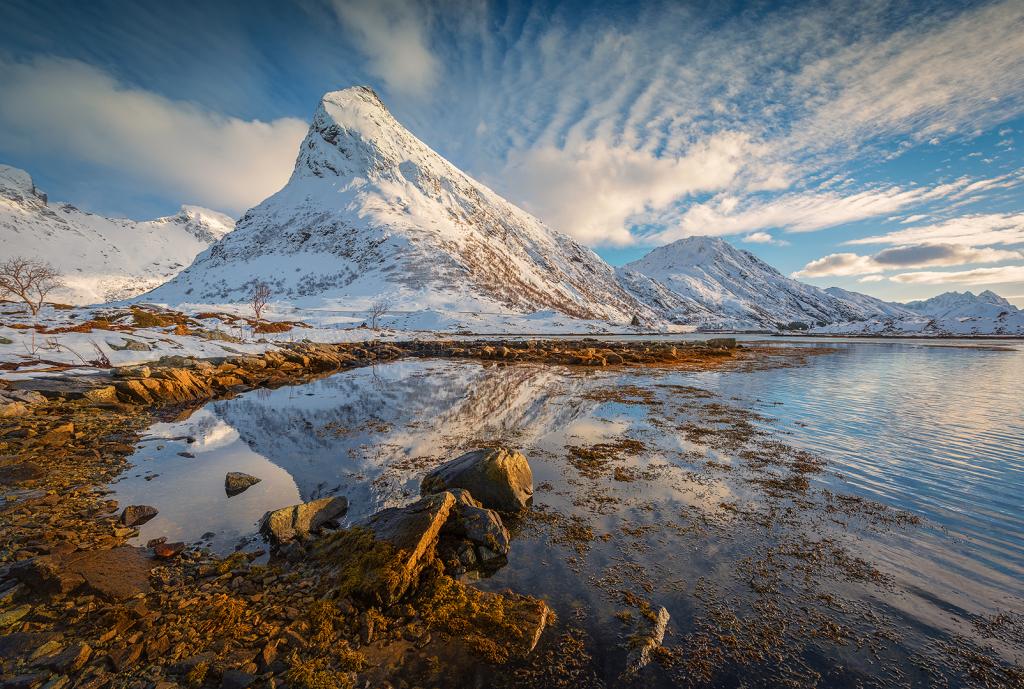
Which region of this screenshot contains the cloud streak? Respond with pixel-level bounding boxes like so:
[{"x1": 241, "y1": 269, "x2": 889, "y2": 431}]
[
  {"x1": 890, "y1": 265, "x2": 1024, "y2": 285},
  {"x1": 0, "y1": 57, "x2": 308, "y2": 214},
  {"x1": 794, "y1": 244, "x2": 1023, "y2": 278},
  {"x1": 330, "y1": 0, "x2": 439, "y2": 97}
]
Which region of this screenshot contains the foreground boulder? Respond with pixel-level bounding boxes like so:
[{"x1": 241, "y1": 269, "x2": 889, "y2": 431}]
[
  {"x1": 421, "y1": 448, "x2": 533, "y2": 513},
  {"x1": 224, "y1": 471, "x2": 261, "y2": 496},
  {"x1": 259, "y1": 495, "x2": 348, "y2": 545},
  {"x1": 309, "y1": 489, "x2": 514, "y2": 606}
]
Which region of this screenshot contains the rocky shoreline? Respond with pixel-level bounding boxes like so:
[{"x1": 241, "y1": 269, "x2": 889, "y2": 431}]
[{"x1": 0, "y1": 338, "x2": 755, "y2": 689}]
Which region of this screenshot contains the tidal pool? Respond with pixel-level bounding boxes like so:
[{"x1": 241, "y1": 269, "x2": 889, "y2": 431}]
[{"x1": 110, "y1": 341, "x2": 1024, "y2": 687}]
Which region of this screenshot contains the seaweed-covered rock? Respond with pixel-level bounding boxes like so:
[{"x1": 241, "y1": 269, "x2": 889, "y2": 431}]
[
  {"x1": 624, "y1": 605, "x2": 670, "y2": 675},
  {"x1": 259, "y1": 495, "x2": 348, "y2": 545},
  {"x1": 421, "y1": 448, "x2": 533, "y2": 513},
  {"x1": 359, "y1": 491, "x2": 456, "y2": 580}
]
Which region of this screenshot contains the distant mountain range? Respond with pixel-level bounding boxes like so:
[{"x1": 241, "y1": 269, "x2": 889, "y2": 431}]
[
  {"x1": 0, "y1": 164, "x2": 232, "y2": 303},
  {"x1": 1, "y1": 87, "x2": 1020, "y2": 336}
]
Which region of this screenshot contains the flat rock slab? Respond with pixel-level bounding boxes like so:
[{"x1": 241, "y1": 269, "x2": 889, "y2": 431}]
[
  {"x1": 359, "y1": 492, "x2": 456, "y2": 575},
  {"x1": 15, "y1": 547, "x2": 154, "y2": 601},
  {"x1": 421, "y1": 448, "x2": 533, "y2": 513}
]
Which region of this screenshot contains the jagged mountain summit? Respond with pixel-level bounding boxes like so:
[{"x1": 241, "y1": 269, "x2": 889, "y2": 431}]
[
  {"x1": 904, "y1": 290, "x2": 1013, "y2": 317},
  {"x1": 814, "y1": 289, "x2": 1024, "y2": 336},
  {"x1": 0, "y1": 164, "x2": 234, "y2": 304},
  {"x1": 145, "y1": 87, "x2": 654, "y2": 327},
  {"x1": 619, "y1": 236, "x2": 894, "y2": 330}
]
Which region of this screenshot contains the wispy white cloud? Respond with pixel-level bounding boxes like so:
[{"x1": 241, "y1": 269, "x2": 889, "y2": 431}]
[
  {"x1": 890, "y1": 265, "x2": 1024, "y2": 285},
  {"x1": 793, "y1": 244, "x2": 1023, "y2": 278},
  {"x1": 0, "y1": 57, "x2": 307, "y2": 213},
  {"x1": 848, "y1": 212, "x2": 1024, "y2": 248},
  {"x1": 650, "y1": 177, "x2": 985, "y2": 242},
  {"x1": 499, "y1": 132, "x2": 762, "y2": 245},
  {"x1": 465, "y1": 0, "x2": 1024, "y2": 245},
  {"x1": 742, "y1": 231, "x2": 787, "y2": 245},
  {"x1": 330, "y1": 0, "x2": 439, "y2": 97}
]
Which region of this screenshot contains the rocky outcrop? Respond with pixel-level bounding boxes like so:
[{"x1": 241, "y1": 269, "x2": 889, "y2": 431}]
[
  {"x1": 409, "y1": 338, "x2": 740, "y2": 367},
  {"x1": 421, "y1": 448, "x2": 533, "y2": 513},
  {"x1": 353, "y1": 492, "x2": 457, "y2": 604},
  {"x1": 259, "y1": 495, "x2": 349, "y2": 545},
  {"x1": 224, "y1": 472, "x2": 261, "y2": 496}
]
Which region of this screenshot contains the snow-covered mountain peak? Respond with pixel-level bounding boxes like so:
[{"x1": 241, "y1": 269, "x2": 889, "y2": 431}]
[
  {"x1": 904, "y1": 290, "x2": 1016, "y2": 316},
  {"x1": 175, "y1": 205, "x2": 235, "y2": 243},
  {"x1": 0, "y1": 165, "x2": 46, "y2": 204},
  {"x1": 621, "y1": 235, "x2": 892, "y2": 329},
  {"x1": 145, "y1": 87, "x2": 655, "y2": 325},
  {"x1": 0, "y1": 163, "x2": 235, "y2": 304}
]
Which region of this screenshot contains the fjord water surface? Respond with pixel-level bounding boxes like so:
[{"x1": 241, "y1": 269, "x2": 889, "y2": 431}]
[{"x1": 111, "y1": 340, "x2": 1024, "y2": 686}]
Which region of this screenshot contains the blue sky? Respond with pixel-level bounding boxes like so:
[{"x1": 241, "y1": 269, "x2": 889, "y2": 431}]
[{"x1": 1, "y1": 0, "x2": 1023, "y2": 305}]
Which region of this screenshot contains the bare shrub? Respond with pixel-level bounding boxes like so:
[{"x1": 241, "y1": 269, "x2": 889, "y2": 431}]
[
  {"x1": 0, "y1": 257, "x2": 63, "y2": 316},
  {"x1": 368, "y1": 298, "x2": 392, "y2": 330},
  {"x1": 250, "y1": 282, "x2": 272, "y2": 322}
]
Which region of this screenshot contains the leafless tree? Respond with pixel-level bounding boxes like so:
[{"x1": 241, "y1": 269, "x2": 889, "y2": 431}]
[
  {"x1": 249, "y1": 282, "x2": 272, "y2": 322},
  {"x1": 368, "y1": 298, "x2": 392, "y2": 330},
  {"x1": 0, "y1": 257, "x2": 63, "y2": 317}
]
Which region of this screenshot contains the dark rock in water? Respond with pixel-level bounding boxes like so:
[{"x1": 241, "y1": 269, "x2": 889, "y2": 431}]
[
  {"x1": 623, "y1": 605, "x2": 670, "y2": 675},
  {"x1": 259, "y1": 495, "x2": 348, "y2": 545},
  {"x1": 120, "y1": 504, "x2": 158, "y2": 527},
  {"x1": 152, "y1": 541, "x2": 185, "y2": 559},
  {"x1": 421, "y1": 447, "x2": 533, "y2": 513},
  {"x1": 224, "y1": 471, "x2": 261, "y2": 496},
  {"x1": 14, "y1": 547, "x2": 154, "y2": 601},
  {"x1": 445, "y1": 489, "x2": 510, "y2": 570}
]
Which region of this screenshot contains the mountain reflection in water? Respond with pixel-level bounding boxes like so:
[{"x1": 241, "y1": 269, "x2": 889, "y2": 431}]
[{"x1": 110, "y1": 343, "x2": 1024, "y2": 687}]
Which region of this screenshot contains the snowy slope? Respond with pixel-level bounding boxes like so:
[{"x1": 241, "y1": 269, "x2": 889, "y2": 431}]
[
  {"x1": 144, "y1": 87, "x2": 655, "y2": 327},
  {"x1": 824, "y1": 287, "x2": 916, "y2": 319},
  {"x1": 815, "y1": 290, "x2": 1024, "y2": 336},
  {"x1": 620, "y1": 236, "x2": 891, "y2": 329},
  {"x1": 0, "y1": 164, "x2": 233, "y2": 304}
]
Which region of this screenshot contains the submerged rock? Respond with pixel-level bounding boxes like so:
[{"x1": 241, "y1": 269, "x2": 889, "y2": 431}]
[
  {"x1": 623, "y1": 605, "x2": 670, "y2": 675},
  {"x1": 421, "y1": 448, "x2": 534, "y2": 513},
  {"x1": 259, "y1": 495, "x2": 348, "y2": 545},
  {"x1": 120, "y1": 504, "x2": 158, "y2": 527},
  {"x1": 224, "y1": 471, "x2": 261, "y2": 496}
]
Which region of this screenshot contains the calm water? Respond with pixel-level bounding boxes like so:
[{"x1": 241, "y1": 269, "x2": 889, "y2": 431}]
[{"x1": 110, "y1": 340, "x2": 1024, "y2": 686}]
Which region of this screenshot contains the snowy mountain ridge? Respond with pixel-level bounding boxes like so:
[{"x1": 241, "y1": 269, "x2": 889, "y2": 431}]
[
  {"x1": 0, "y1": 164, "x2": 234, "y2": 304},
  {"x1": 144, "y1": 86, "x2": 657, "y2": 327},
  {"x1": 813, "y1": 289, "x2": 1024, "y2": 336},
  {"x1": 619, "y1": 236, "x2": 897, "y2": 330}
]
